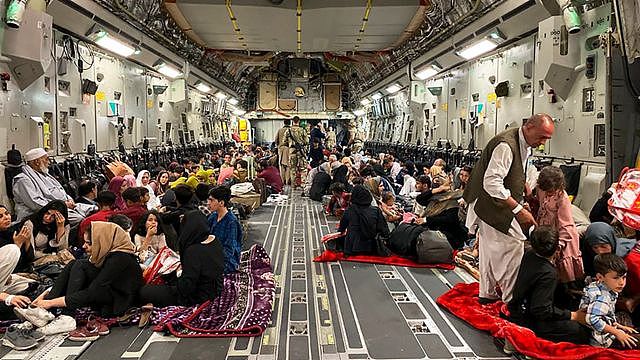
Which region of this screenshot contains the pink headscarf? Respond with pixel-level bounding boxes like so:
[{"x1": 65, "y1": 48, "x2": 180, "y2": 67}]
[
  {"x1": 108, "y1": 176, "x2": 127, "y2": 211},
  {"x1": 123, "y1": 174, "x2": 137, "y2": 188}
]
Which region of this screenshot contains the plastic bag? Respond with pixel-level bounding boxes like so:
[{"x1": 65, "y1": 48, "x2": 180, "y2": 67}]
[{"x1": 609, "y1": 167, "x2": 640, "y2": 230}]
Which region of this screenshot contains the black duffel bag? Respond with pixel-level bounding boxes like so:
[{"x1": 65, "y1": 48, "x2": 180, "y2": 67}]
[
  {"x1": 388, "y1": 223, "x2": 425, "y2": 257},
  {"x1": 416, "y1": 230, "x2": 454, "y2": 264}
]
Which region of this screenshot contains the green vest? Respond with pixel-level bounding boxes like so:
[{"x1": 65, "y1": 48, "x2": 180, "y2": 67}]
[{"x1": 463, "y1": 127, "x2": 526, "y2": 234}]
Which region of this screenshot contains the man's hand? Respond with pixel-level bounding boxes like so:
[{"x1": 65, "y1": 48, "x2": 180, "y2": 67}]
[{"x1": 515, "y1": 207, "x2": 537, "y2": 231}]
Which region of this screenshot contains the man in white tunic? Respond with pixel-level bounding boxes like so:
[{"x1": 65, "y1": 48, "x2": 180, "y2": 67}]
[
  {"x1": 463, "y1": 114, "x2": 554, "y2": 303},
  {"x1": 13, "y1": 148, "x2": 95, "y2": 224}
]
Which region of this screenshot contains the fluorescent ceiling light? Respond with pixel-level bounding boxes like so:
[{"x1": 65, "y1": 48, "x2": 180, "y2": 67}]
[
  {"x1": 195, "y1": 82, "x2": 211, "y2": 93},
  {"x1": 456, "y1": 38, "x2": 498, "y2": 60},
  {"x1": 153, "y1": 61, "x2": 182, "y2": 79},
  {"x1": 353, "y1": 109, "x2": 366, "y2": 116},
  {"x1": 88, "y1": 29, "x2": 137, "y2": 58},
  {"x1": 371, "y1": 92, "x2": 383, "y2": 100},
  {"x1": 94, "y1": 32, "x2": 136, "y2": 57},
  {"x1": 415, "y1": 64, "x2": 442, "y2": 80},
  {"x1": 228, "y1": 97, "x2": 239, "y2": 105},
  {"x1": 233, "y1": 109, "x2": 246, "y2": 116},
  {"x1": 385, "y1": 83, "x2": 401, "y2": 94},
  {"x1": 360, "y1": 98, "x2": 371, "y2": 106},
  {"x1": 215, "y1": 91, "x2": 228, "y2": 100}
]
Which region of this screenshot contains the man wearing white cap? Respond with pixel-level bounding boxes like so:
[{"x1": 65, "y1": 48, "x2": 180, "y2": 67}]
[{"x1": 12, "y1": 148, "x2": 94, "y2": 223}]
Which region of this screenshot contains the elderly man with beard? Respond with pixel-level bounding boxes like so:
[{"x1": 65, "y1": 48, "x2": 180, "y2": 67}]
[{"x1": 12, "y1": 148, "x2": 95, "y2": 224}]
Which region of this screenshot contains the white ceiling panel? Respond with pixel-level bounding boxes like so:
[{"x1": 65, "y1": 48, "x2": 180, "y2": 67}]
[{"x1": 176, "y1": 1, "x2": 419, "y2": 52}]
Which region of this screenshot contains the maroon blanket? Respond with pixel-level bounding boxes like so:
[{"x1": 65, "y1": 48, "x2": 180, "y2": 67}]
[{"x1": 436, "y1": 282, "x2": 640, "y2": 360}]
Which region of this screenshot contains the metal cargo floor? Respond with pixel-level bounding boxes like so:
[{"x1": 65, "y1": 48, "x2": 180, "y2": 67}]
[{"x1": 0, "y1": 192, "x2": 507, "y2": 360}]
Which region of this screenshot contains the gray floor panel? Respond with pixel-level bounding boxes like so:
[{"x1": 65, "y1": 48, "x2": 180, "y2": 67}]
[
  {"x1": 139, "y1": 341, "x2": 179, "y2": 360},
  {"x1": 416, "y1": 334, "x2": 454, "y2": 359},
  {"x1": 330, "y1": 264, "x2": 363, "y2": 350},
  {"x1": 78, "y1": 326, "x2": 145, "y2": 359},
  {"x1": 398, "y1": 302, "x2": 426, "y2": 319},
  {"x1": 288, "y1": 336, "x2": 310, "y2": 360},
  {"x1": 0, "y1": 191, "x2": 502, "y2": 360},
  {"x1": 342, "y1": 263, "x2": 425, "y2": 359},
  {"x1": 234, "y1": 336, "x2": 250, "y2": 350},
  {"x1": 401, "y1": 267, "x2": 465, "y2": 347},
  {"x1": 167, "y1": 338, "x2": 232, "y2": 360}
]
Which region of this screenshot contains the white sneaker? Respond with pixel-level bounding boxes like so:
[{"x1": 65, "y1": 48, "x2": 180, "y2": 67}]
[
  {"x1": 37, "y1": 315, "x2": 76, "y2": 335},
  {"x1": 14, "y1": 306, "x2": 55, "y2": 328}
]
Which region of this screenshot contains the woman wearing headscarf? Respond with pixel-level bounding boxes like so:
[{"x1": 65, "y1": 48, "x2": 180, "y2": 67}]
[
  {"x1": 34, "y1": 222, "x2": 142, "y2": 317},
  {"x1": 338, "y1": 185, "x2": 390, "y2": 256},
  {"x1": 107, "y1": 176, "x2": 129, "y2": 211},
  {"x1": 364, "y1": 177, "x2": 384, "y2": 205},
  {"x1": 22, "y1": 200, "x2": 70, "y2": 260},
  {"x1": 582, "y1": 222, "x2": 636, "y2": 275},
  {"x1": 137, "y1": 170, "x2": 160, "y2": 210},
  {"x1": 139, "y1": 211, "x2": 224, "y2": 307},
  {"x1": 123, "y1": 174, "x2": 137, "y2": 189},
  {"x1": 331, "y1": 164, "x2": 351, "y2": 192}
]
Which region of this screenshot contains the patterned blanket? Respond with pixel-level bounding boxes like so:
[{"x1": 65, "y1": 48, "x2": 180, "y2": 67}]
[
  {"x1": 1, "y1": 244, "x2": 275, "y2": 338},
  {"x1": 154, "y1": 244, "x2": 275, "y2": 337}
]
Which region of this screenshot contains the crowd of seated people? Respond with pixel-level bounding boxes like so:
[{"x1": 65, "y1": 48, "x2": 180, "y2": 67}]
[
  {"x1": 4, "y1": 137, "x2": 640, "y2": 354},
  {"x1": 304, "y1": 137, "x2": 640, "y2": 350},
  {"x1": 0, "y1": 144, "x2": 273, "y2": 349}
]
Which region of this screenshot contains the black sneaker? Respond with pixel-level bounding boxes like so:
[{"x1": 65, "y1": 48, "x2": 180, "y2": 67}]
[{"x1": 2, "y1": 324, "x2": 38, "y2": 350}]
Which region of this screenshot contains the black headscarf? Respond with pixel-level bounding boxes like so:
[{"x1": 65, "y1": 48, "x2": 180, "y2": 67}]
[
  {"x1": 177, "y1": 210, "x2": 210, "y2": 258},
  {"x1": 351, "y1": 185, "x2": 373, "y2": 207},
  {"x1": 28, "y1": 200, "x2": 68, "y2": 240},
  {"x1": 349, "y1": 185, "x2": 378, "y2": 240},
  {"x1": 332, "y1": 165, "x2": 349, "y2": 187}
]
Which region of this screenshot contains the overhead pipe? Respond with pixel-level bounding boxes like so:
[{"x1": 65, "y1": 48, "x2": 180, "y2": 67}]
[{"x1": 386, "y1": 0, "x2": 431, "y2": 50}]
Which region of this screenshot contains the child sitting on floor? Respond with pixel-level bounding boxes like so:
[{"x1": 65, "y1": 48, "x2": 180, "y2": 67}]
[
  {"x1": 325, "y1": 183, "x2": 350, "y2": 219},
  {"x1": 580, "y1": 253, "x2": 639, "y2": 348},
  {"x1": 507, "y1": 226, "x2": 590, "y2": 347},
  {"x1": 380, "y1": 191, "x2": 402, "y2": 224}
]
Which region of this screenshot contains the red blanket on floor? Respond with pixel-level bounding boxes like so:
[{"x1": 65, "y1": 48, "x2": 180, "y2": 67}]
[
  {"x1": 313, "y1": 249, "x2": 455, "y2": 269},
  {"x1": 314, "y1": 231, "x2": 455, "y2": 269},
  {"x1": 436, "y1": 282, "x2": 640, "y2": 360}
]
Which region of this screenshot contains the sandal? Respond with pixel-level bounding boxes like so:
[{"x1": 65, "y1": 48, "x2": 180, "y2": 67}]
[
  {"x1": 138, "y1": 303, "x2": 153, "y2": 328},
  {"x1": 117, "y1": 308, "x2": 139, "y2": 324}
]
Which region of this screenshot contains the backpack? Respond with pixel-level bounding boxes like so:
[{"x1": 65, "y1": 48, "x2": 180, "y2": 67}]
[
  {"x1": 5, "y1": 144, "x2": 22, "y2": 200},
  {"x1": 388, "y1": 223, "x2": 425, "y2": 257},
  {"x1": 415, "y1": 230, "x2": 453, "y2": 264}
]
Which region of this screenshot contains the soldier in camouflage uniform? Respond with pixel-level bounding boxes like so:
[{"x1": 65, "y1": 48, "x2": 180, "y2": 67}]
[{"x1": 286, "y1": 116, "x2": 309, "y2": 189}]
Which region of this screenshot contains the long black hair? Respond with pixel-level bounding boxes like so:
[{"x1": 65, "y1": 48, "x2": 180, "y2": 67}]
[
  {"x1": 134, "y1": 210, "x2": 166, "y2": 237},
  {"x1": 29, "y1": 200, "x2": 68, "y2": 238}
]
